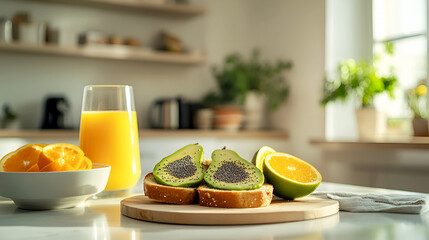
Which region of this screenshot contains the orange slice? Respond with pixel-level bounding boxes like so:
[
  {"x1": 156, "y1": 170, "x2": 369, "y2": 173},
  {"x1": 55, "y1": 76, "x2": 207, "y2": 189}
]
[
  {"x1": 0, "y1": 144, "x2": 46, "y2": 172},
  {"x1": 26, "y1": 164, "x2": 40, "y2": 172},
  {"x1": 39, "y1": 143, "x2": 84, "y2": 172},
  {"x1": 40, "y1": 161, "x2": 75, "y2": 172},
  {"x1": 264, "y1": 152, "x2": 322, "y2": 199},
  {"x1": 80, "y1": 156, "x2": 93, "y2": 170}
]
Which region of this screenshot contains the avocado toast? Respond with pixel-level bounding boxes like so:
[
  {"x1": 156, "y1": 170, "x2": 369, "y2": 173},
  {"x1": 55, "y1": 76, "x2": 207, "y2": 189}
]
[
  {"x1": 144, "y1": 145, "x2": 273, "y2": 208},
  {"x1": 144, "y1": 143, "x2": 204, "y2": 204}
]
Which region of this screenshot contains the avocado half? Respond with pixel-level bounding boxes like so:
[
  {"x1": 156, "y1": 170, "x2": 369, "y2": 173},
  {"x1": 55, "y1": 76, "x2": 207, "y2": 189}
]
[
  {"x1": 204, "y1": 148, "x2": 264, "y2": 190},
  {"x1": 153, "y1": 144, "x2": 204, "y2": 187}
]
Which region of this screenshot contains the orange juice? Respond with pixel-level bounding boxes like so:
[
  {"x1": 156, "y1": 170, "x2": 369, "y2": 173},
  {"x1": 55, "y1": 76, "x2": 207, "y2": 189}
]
[{"x1": 79, "y1": 111, "x2": 141, "y2": 190}]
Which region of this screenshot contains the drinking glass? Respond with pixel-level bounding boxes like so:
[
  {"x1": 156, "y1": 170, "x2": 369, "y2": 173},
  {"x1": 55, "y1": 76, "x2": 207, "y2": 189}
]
[{"x1": 79, "y1": 85, "x2": 141, "y2": 198}]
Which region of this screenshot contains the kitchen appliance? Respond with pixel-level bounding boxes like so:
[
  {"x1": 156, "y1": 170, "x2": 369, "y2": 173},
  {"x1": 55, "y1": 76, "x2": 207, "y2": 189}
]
[{"x1": 41, "y1": 96, "x2": 70, "y2": 129}]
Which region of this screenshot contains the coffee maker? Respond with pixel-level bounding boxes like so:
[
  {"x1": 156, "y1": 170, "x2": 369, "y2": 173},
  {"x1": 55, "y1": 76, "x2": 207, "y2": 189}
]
[{"x1": 41, "y1": 96, "x2": 70, "y2": 129}]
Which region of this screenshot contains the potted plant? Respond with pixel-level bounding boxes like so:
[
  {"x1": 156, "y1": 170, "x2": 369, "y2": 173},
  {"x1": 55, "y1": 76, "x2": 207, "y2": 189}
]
[
  {"x1": 407, "y1": 83, "x2": 428, "y2": 136},
  {"x1": 321, "y1": 45, "x2": 398, "y2": 139},
  {"x1": 1, "y1": 104, "x2": 20, "y2": 129},
  {"x1": 203, "y1": 49, "x2": 292, "y2": 130}
]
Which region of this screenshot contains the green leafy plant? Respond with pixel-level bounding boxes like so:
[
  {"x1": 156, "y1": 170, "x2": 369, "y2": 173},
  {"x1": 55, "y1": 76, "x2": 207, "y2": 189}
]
[
  {"x1": 407, "y1": 83, "x2": 428, "y2": 118},
  {"x1": 2, "y1": 104, "x2": 17, "y2": 120},
  {"x1": 321, "y1": 43, "x2": 398, "y2": 108},
  {"x1": 203, "y1": 49, "x2": 292, "y2": 110}
]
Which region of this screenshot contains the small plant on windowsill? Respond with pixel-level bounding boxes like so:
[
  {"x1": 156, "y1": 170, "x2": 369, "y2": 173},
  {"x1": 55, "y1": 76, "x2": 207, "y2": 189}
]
[
  {"x1": 320, "y1": 42, "x2": 398, "y2": 138},
  {"x1": 407, "y1": 83, "x2": 428, "y2": 119},
  {"x1": 407, "y1": 83, "x2": 428, "y2": 136}
]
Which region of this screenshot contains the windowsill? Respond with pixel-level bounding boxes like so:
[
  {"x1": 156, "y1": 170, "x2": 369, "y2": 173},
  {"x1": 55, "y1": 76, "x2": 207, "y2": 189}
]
[{"x1": 310, "y1": 136, "x2": 429, "y2": 149}]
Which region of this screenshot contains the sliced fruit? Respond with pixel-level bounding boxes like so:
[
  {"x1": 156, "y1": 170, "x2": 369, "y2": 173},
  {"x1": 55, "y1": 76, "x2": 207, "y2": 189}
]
[
  {"x1": 153, "y1": 144, "x2": 204, "y2": 187},
  {"x1": 264, "y1": 152, "x2": 321, "y2": 199},
  {"x1": 26, "y1": 164, "x2": 40, "y2": 172},
  {"x1": 252, "y1": 146, "x2": 276, "y2": 174},
  {"x1": 40, "y1": 161, "x2": 75, "y2": 172},
  {"x1": 80, "y1": 156, "x2": 93, "y2": 170},
  {"x1": 38, "y1": 143, "x2": 84, "y2": 172},
  {"x1": 0, "y1": 144, "x2": 46, "y2": 172},
  {"x1": 204, "y1": 148, "x2": 264, "y2": 190}
]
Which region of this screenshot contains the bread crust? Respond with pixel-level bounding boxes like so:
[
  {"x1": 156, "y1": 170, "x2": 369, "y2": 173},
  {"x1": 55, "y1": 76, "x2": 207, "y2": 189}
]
[
  {"x1": 198, "y1": 184, "x2": 274, "y2": 208},
  {"x1": 144, "y1": 172, "x2": 274, "y2": 208},
  {"x1": 144, "y1": 173, "x2": 198, "y2": 204}
]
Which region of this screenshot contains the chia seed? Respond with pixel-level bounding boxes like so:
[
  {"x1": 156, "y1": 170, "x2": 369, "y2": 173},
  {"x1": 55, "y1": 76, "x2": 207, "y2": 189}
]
[
  {"x1": 214, "y1": 162, "x2": 249, "y2": 183},
  {"x1": 166, "y1": 155, "x2": 197, "y2": 179}
]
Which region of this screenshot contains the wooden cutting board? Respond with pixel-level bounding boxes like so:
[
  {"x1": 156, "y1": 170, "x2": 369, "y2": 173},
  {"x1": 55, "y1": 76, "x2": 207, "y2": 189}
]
[{"x1": 120, "y1": 195, "x2": 339, "y2": 225}]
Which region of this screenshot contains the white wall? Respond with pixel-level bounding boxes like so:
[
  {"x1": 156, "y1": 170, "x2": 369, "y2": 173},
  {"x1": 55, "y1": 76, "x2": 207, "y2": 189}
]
[
  {"x1": 247, "y1": 0, "x2": 326, "y2": 170},
  {"x1": 0, "y1": 0, "x2": 326, "y2": 167}
]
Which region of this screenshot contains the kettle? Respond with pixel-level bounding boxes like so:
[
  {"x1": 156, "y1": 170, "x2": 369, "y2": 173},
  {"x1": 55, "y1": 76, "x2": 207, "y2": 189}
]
[{"x1": 41, "y1": 96, "x2": 70, "y2": 129}]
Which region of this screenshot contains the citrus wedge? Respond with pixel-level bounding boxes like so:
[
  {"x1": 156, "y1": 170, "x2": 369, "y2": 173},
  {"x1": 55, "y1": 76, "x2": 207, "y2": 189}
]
[
  {"x1": 0, "y1": 144, "x2": 46, "y2": 172},
  {"x1": 252, "y1": 146, "x2": 276, "y2": 174},
  {"x1": 40, "y1": 161, "x2": 75, "y2": 172},
  {"x1": 80, "y1": 156, "x2": 93, "y2": 170},
  {"x1": 26, "y1": 164, "x2": 40, "y2": 172},
  {"x1": 38, "y1": 143, "x2": 84, "y2": 172},
  {"x1": 263, "y1": 152, "x2": 321, "y2": 199}
]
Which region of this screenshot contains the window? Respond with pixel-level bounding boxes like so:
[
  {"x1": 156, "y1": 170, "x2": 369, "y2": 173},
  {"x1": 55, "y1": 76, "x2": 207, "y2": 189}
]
[
  {"x1": 325, "y1": 0, "x2": 427, "y2": 139},
  {"x1": 373, "y1": 0, "x2": 427, "y2": 118}
]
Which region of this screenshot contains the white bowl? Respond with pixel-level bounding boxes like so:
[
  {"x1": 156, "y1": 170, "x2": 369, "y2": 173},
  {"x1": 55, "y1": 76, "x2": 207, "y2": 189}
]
[{"x1": 0, "y1": 163, "x2": 110, "y2": 210}]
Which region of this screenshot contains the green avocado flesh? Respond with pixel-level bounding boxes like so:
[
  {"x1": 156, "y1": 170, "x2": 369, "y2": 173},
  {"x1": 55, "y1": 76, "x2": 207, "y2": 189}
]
[
  {"x1": 153, "y1": 144, "x2": 204, "y2": 187},
  {"x1": 204, "y1": 149, "x2": 264, "y2": 190}
]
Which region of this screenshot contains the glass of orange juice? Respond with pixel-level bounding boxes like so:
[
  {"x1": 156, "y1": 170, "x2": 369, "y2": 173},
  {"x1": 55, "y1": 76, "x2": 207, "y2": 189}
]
[{"x1": 79, "y1": 85, "x2": 141, "y2": 198}]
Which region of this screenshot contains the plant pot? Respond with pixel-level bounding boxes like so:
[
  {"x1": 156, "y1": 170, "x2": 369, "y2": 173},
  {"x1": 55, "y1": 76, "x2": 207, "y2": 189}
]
[
  {"x1": 243, "y1": 92, "x2": 266, "y2": 130},
  {"x1": 355, "y1": 108, "x2": 386, "y2": 139},
  {"x1": 1, "y1": 119, "x2": 20, "y2": 129},
  {"x1": 212, "y1": 105, "x2": 243, "y2": 131},
  {"x1": 412, "y1": 117, "x2": 428, "y2": 136}
]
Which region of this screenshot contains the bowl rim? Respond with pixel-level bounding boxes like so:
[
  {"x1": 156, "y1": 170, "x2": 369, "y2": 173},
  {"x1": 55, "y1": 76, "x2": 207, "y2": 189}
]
[{"x1": 0, "y1": 163, "x2": 111, "y2": 174}]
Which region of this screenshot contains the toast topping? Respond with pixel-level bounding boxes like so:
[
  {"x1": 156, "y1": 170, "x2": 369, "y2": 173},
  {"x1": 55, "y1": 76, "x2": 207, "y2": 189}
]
[
  {"x1": 166, "y1": 155, "x2": 197, "y2": 179},
  {"x1": 214, "y1": 162, "x2": 249, "y2": 183},
  {"x1": 153, "y1": 144, "x2": 204, "y2": 187},
  {"x1": 204, "y1": 148, "x2": 264, "y2": 190}
]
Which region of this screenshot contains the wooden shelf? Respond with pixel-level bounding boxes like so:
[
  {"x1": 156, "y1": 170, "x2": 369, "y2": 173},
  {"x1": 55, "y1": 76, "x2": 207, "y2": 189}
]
[
  {"x1": 310, "y1": 137, "x2": 429, "y2": 149},
  {"x1": 31, "y1": 0, "x2": 206, "y2": 16},
  {"x1": 0, "y1": 129, "x2": 289, "y2": 139},
  {"x1": 0, "y1": 43, "x2": 206, "y2": 64},
  {"x1": 142, "y1": 129, "x2": 289, "y2": 139}
]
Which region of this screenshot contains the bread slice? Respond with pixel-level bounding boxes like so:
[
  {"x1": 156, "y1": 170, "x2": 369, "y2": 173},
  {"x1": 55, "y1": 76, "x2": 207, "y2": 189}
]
[
  {"x1": 143, "y1": 159, "x2": 211, "y2": 204},
  {"x1": 144, "y1": 173, "x2": 198, "y2": 204},
  {"x1": 198, "y1": 183, "x2": 274, "y2": 208}
]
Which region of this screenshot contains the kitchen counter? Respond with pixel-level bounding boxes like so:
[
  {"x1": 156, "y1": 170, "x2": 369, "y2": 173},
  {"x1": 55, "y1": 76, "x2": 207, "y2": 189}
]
[{"x1": 0, "y1": 182, "x2": 428, "y2": 240}]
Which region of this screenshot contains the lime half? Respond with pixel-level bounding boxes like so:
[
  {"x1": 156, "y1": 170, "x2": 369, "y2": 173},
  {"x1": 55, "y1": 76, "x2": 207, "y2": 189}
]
[{"x1": 252, "y1": 146, "x2": 276, "y2": 174}]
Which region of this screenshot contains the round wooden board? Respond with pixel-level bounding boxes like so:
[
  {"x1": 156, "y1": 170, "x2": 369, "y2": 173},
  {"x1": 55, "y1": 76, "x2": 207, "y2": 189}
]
[{"x1": 120, "y1": 195, "x2": 339, "y2": 225}]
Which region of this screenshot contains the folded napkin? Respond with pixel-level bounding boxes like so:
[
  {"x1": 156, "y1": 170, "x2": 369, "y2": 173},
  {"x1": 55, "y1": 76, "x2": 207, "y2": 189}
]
[{"x1": 312, "y1": 192, "x2": 429, "y2": 214}]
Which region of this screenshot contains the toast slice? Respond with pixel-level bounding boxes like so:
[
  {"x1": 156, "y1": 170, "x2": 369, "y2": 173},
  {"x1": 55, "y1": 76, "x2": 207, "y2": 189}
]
[
  {"x1": 144, "y1": 173, "x2": 198, "y2": 204},
  {"x1": 198, "y1": 183, "x2": 274, "y2": 208}
]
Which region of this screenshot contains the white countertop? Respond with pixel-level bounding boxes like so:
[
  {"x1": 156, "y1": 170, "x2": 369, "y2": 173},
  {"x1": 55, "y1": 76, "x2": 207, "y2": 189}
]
[{"x1": 0, "y1": 182, "x2": 428, "y2": 240}]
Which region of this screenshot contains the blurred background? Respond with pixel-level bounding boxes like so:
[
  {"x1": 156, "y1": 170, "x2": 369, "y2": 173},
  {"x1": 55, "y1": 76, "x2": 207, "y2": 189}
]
[{"x1": 0, "y1": 0, "x2": 428, "y2": 193}]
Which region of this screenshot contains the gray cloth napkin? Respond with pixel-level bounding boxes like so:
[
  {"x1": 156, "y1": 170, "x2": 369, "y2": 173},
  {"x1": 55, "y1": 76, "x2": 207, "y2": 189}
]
[{"x1": 312, "y1": 192, "x2": 429, "y2": 214}]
